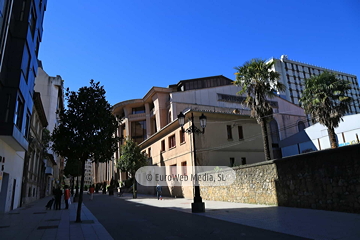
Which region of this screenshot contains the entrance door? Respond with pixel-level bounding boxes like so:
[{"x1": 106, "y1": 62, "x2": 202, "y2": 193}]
[
  {"x1": 0, "y1": 173, "x2": 9, "y2": 213},
  {"x1": 10, "y1": 179, "x2": 16, "y2": 210}
]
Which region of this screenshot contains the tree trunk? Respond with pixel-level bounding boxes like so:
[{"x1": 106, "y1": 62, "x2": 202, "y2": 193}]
[
  {"x1": 73, "y1": 176, "x2": 79, "y2": 202},
  {"x1": 328, "y1": 127, "x2": 338, "y2": 148},
  {"x1": 70, "y1": 177, "x2": 74, "y2": 197},
  {"x1": 260, "y1": 119, "x2": 271, "y2": 160},
  {"x1": 76, "y1": 158, "x2": 86, "y2": 222},
  {"x1": 132, "y1": 177, "x2": 137, "y2": 199}
]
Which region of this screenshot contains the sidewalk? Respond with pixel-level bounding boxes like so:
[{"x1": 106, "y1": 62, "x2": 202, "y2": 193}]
[
  {"x1": 2, "y1": 194, "x2": 360, "y2": 240},
  {"x1": 0, "y1": 196, "x2": 113, "y2": 240},
  {"x1": 121, "y1": 193, "x2": 360, "y2": 240}
]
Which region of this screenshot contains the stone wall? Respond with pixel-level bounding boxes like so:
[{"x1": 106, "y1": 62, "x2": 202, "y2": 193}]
[
  {"x1": 200, "y1": 144, "x2": 360, "y2": 213},
  {"x1": 200, "y1": 162, "x2": 278, "y2": 205}
]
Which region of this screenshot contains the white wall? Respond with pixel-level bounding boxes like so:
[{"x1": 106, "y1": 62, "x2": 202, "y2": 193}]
[
  {"x1": 281, "y1": 114, "x2": 360, "y2": 157},
  {"x1": 0, "y1": 139, "x2": 25, "y2": 212},
  {"x1": 304, "y1": 114, "x2": 360, "y2": 149},
  {"x1": 34, "y1": 67, "x2": 64, "y2": 182},
  {"x1": 171, "y1": 85, "x2": 248, "y2": 110},
  {"x1": 171, "y1": 84, "x2": 307, "y2": 142},
  {"x1": 34, "y1": 67, "x2": 62, "y2": 133}
]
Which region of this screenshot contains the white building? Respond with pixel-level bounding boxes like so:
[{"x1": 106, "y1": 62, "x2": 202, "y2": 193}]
[
  {"x1": 34, "y1": 61, "x2": 64, "y2": 186},
  {"x1": 267, "y1": 55, "x2": 360, "y2": 115},
  {"x1": 280, "y1": 114, "x2": 360, "y2": 157}
]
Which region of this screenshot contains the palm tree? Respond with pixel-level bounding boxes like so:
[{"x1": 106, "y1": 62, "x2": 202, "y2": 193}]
[
  {"x1": 299, "y1": 71, "x2": 352, "y2": 148},
  {"x1": 234, "y1": 59, "x2": 286, "y2": 160}
]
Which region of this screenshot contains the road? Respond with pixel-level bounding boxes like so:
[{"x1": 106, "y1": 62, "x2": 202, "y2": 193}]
[{"x1": 83, "y1": 194, "x2": 309, "y2": 240}]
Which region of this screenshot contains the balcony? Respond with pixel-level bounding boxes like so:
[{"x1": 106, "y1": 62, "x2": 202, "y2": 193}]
[
  {"x1": 128, "y1": 113, "x2": 146, "y2": 120},
  {"x1": 45, "y1": 166, "x2": 53, "y2": 175}
]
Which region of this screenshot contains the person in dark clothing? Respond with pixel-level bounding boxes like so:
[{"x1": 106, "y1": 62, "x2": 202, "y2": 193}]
[
  {"x1": 156, "y1": 183, "x2": 162, "y2": 200},
  {"x1": 54, "y1": 187, "x2": 62, "y2": 210},
  {"x1": 102, "y1": 182, "x2": 107, "y2": 194}
]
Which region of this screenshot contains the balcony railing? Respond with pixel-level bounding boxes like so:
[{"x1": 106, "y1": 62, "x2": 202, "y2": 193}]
[{"x1": 128, "y1": 113, "x2": 146, "y2": 120}]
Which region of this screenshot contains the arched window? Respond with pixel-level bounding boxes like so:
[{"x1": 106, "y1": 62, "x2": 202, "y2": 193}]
[
  {"x1": 270, "y1": 119, "x2": 280, "y2": 144},
  {"x1": 270, "y1": 119, "x2": 282, "y2": 159},
  {"x1": 298, "y1": 121, "x2": 305, "y2": 132}
]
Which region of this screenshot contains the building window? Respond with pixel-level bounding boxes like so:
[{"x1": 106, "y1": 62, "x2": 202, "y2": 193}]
[
  {"x1": 241, "y1": 157, "x2": 247, "y2": 165},
  {"x1": 179, "y1": 130, "x2": 185, "y2": 143},
  {"x1": 4, "y1": 94, "x2": 11, "y2": 122},
  {"x1": 29, "y1": 7, "x2": 37, "y2": 38},
  {"x1": 298, "y1": 121, "x2": 305, "y2": 132},
  {"x1": 132, "y1": 106, "x2": 145, "y2": 114},
  {"x1": 161, "y1": 140, "x2": 165, "y2": 152},
  {"x1": 21, "y1": 44, "x2": 31, "y2": 81},
  {"x1": 181, "y1": 161, "x2": 187, "y2": 176},
  {"x1": 35, "y1": 37, "x2": 40, "y2": 57},
  {"x1": 227, "y1": 125, "x2": 232, "y2": 139},
  {"x1": 14, "y1": 95, "x2": 24, "y2": 130},
  {"x1": 148, "y1": 148, "x2": 151, "y2": 158},
  {"x1": 0, "y1": 0, "x2": 9, "y2": 43},
  {"x1": 168, "y1": 134, "x2": 176, "y2": 149},
  {"x1": 19, "y1": 1, "x2": 26, "y2": 20},
  {"x1": 270, "y1": 119, "x2": 280, "y2": 144},
  {"x1": 238, "y1": 126, "x2": 244, "y2": 140},
  {"x1": 24, "y1": 111, "x2": 31, "y2": 139},
  {"x1": 170, "y1": 164, "x2": 176, "y2": 177},
  {"x1": 230, "y1": 158, "x2": 235, "y2": 167},
  {"x1": 131, "y1": 120, "x2": 146, "y2": 145}
]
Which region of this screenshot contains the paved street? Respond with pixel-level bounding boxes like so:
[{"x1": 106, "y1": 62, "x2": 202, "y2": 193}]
[
  {"x1": 121, "y1": 195, "x2": 360, "y2": 240},
  {"x1": 84, "y1": 194, "x2": 307, "y2": 240},
  {"x1": 1, "y1": 193, "x2": 360, "y2": 239}
]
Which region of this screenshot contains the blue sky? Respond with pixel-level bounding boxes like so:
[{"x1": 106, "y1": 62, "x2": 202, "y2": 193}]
[{"x1": 39, "y1": 0, "x2": 360, "y2": 106}]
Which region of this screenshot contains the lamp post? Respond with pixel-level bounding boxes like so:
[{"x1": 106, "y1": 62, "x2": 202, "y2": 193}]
[{"x1": 177, "y1": 111, "x2": 207, "y2": 213}]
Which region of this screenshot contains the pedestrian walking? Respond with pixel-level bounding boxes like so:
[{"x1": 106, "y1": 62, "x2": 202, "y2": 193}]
[
  {"x1": 64, "y1": 185, "x2": 70, "y2": 209},
  {"x1": 89, "y1": 184, "x2": 95, "y2": 200},
  {"x1": 156, "y1": 183, "x2": 162, "y2": 200},
  {"x1": 102, "y1": 181, "x2": 107, "y2": 194},
  {"x1": 54, "y1": 187, "x2": 62, "y2": 210}
]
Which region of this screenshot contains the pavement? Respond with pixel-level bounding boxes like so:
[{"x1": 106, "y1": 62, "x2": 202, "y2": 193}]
[
  {"x1": 0, "y1": 195, "x2": 112, "y2": 240},
  {"x1": 124, "y1": 194, "x2": 360, "y2": 240},
  {"x1": 1, "y1": 193, "x2": 360, "y2": 240}
]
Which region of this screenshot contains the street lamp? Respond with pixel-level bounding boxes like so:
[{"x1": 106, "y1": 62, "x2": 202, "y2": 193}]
[{"x1": 177, "y1": 111, "x2": 207, "y2": 213}]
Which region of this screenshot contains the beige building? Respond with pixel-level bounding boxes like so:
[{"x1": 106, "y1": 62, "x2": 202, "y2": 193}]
[
  {"x1": 21, "y1": 92, "x2": 50, "y2": 206},
  {"x1": 92, "y1": 159, "x2": 116, "y2": 186},
  {"x1": 34, "y1": 61, "x2": 65, "y2": 185},
  {"x1": 112, "y1": 76, "x2": 307, "y2": 198}
]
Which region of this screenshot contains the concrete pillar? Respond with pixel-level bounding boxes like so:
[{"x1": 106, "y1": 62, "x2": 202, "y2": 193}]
[
  {"x1": 145, "y1": 103, "x2": 151, "y2": 138},
  {"x1": 153, "y1": 93, "x2": 169, "y2": 130}
]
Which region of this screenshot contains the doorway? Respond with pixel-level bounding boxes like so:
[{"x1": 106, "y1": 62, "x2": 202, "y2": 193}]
[
  {"x1": 10, "y1": 179, "x2": 16, "y2": 210},
  {"x1": 0, "y1": 173, "x2": 9, "y2": 213}
]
